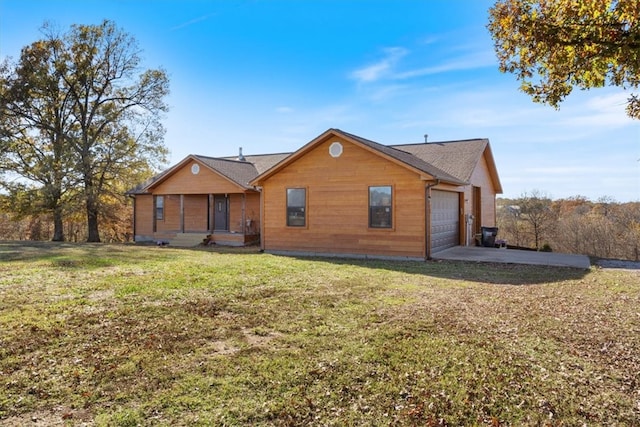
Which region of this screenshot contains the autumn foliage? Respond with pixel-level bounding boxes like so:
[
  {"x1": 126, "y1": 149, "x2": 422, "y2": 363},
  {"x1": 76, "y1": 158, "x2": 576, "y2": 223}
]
[
  {"x1": 488, "y1": 0, "x2": 640, "y2": 118},
  {"x1": 498, "y1": 193, "x2": 640, "y2": 261}
]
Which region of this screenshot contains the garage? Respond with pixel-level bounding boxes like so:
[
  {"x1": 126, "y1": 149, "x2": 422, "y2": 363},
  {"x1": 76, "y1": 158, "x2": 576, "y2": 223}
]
[{"x1": 431, "y1": 190, "x2": 460, "y2": 253}]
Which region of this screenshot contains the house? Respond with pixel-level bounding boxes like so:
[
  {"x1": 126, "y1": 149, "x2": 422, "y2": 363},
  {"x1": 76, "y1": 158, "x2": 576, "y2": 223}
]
[
  {"x1": 249, "y1": 129, "x2": 502, "y2": 260},
  {"x1": 127, "y1": 151, "x2": 288, "y2": 246},
  {"x1": 129, "y1": 128, "x2": 502, "y2": 259}
]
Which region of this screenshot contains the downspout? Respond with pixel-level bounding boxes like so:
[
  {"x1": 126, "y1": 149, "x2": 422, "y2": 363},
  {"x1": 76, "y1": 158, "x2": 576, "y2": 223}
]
[{"x1": 425, "y1": 179, "x2": 440, "y2": 260}]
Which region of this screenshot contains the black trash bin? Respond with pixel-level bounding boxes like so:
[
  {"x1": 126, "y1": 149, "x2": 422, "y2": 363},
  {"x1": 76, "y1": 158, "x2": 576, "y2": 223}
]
[{"x1": 481, "y1": 227, "x2": 499, "y2": 247}]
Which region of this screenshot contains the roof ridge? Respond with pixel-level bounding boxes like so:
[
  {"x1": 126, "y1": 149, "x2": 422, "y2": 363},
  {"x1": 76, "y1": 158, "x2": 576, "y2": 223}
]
[
  {"x1": 194, "y1": 154, "x2": 245, "y2": 163},
  {"x1": 392, "y1": 138, "x2": 488, "y2": 148},
  {"x1": 335, "y1": 129, "x2": 466, "y2": 184}
]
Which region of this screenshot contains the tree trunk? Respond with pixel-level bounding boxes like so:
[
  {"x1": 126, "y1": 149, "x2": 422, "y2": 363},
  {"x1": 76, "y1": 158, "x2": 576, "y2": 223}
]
[
  {"x1": 51, "y1": 206, "x2": 65, "y2": 241},
  {"x1": 86, "y1": 194, "x2": 101, "y2": 242}
]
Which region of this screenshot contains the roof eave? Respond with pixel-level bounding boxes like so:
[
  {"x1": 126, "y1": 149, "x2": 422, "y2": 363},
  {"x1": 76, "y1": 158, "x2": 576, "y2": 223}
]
[
  {"x1": 250, "y1": 128, "x2": 469, "y2": 187},
  {"x1": 482, "y1": 143, "x2": 503, "y2": 194},
  {"x1": 139, "y1": 155, "x2": 200, "y2": 193},
  {"x1": 144, "y1": 154, "x2": 252, "y2": 193}
]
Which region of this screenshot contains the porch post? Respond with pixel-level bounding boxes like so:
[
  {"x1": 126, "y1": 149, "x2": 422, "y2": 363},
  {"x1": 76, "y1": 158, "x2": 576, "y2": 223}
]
[
  {"x1": 152, "y1": 195, "x2": 157, "y2": 233},
  {"x1": 180, "y1": 194, "x2": 184, "y2": 233},
  {"x1": 208, "y1": 194, "x2": 213, "y2": 233},
  {"x1": 241, "y1": 193, "x2": 246, "y2": 234}
]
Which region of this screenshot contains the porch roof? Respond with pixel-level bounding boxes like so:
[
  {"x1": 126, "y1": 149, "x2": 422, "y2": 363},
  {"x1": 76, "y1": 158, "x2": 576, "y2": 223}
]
[{"x1": 127, "y1": 152, "x2": 289, "y2": 195}]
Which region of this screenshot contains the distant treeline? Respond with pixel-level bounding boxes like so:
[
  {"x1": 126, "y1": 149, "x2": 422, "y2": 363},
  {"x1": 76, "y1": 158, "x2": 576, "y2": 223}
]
[
  {"x1": 0, "y1": 200, "x2": 133, "y2": 243},
  {"x1": 3, "y1": 191, "x2": 638, "y2": 261},
  {"x1": 497, "y1": 192, "x2": 640, "y2": 261}
]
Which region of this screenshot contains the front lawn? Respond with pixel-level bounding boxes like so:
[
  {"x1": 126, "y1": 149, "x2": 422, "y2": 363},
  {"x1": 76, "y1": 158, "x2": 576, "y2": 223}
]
[{"x1": 0, "y1": 242, "x2": 638, "y2": 426}]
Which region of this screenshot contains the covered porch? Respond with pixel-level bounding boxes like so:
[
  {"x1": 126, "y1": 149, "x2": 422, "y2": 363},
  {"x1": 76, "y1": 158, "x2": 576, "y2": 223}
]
[{"x1": 136, "y1": 191, "x2": 260, "y2": 246}]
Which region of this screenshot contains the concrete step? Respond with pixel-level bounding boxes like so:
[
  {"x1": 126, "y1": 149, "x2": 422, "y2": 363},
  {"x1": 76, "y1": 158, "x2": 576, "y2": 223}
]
[{"x1": 168, "y1": 233, "x2": 206, "y2": 247}]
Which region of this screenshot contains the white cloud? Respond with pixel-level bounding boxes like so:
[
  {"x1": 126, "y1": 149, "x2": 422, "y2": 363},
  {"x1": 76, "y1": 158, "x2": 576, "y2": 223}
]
[
  {"x1": 276, "y1": 106, "x2": 294, "y2": 113},
  {"x1": 170, "y1": 14, "x2": 216, "y2": 31},
  {"x1": 395, "y1": 50, "x2": 496, "y2": 79},
  {"x1": 557, "y1": 91, "x2": 636, "y2": 128},
  {"x1": 350, "y1": 47, "x2": 408, "y2": 83}
]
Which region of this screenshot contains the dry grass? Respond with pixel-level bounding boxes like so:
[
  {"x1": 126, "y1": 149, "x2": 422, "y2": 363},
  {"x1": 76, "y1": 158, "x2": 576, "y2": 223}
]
[{"x1": 0, "y1": 241, "x2": 639, "y2": 426}]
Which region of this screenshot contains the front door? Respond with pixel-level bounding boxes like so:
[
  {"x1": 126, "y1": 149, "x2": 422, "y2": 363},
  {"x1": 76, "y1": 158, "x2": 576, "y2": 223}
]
[{"x1": 214, "y1": 195, "x2": 228, "y2": 231}]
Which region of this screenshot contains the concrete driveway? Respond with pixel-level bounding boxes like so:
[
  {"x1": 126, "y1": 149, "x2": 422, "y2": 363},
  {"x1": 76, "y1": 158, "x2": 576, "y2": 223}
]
[{"x1": 432, "y1": 246, "x2": 591, "y2": 269}]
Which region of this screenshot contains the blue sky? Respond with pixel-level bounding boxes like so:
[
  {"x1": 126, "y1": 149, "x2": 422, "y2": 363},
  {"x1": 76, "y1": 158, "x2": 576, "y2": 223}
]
[{"x1": 1, "y1": 0, "x2": 639, "y2": 201}]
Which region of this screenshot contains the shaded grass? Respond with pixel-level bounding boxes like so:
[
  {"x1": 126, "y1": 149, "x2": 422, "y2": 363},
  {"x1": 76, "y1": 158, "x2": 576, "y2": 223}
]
[{"x1": 0, "y1": 241, "x2": 639, "y2": 426}]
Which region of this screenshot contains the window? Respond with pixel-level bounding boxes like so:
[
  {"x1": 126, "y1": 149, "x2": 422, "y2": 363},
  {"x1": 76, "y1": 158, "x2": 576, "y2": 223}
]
[
  {"x1": 369, "y1": 186, "x2": 392, "y2": 228},
  {"x1": 156, "y1": 195, "x2": 164, "y2": 221},
  {"x1": 287, "y1": 188, "x2": 306, "y2": 227}
]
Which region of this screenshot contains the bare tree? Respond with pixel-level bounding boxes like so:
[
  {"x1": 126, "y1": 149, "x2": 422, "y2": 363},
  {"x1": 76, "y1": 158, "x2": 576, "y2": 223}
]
[{"x1": 518, "y1": 191, "x2": 557, "y2": 250}]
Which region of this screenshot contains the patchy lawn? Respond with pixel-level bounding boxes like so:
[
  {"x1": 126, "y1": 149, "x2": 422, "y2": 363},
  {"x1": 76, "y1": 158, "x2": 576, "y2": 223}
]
[{"x1": 0, "y1": 241, "x2": 638, "y2": 426}]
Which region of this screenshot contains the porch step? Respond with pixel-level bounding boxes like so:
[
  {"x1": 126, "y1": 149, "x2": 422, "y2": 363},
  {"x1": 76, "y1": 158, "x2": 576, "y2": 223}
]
[{"x1": 168, "y1": 233, "x2": 206, "y2": 248}]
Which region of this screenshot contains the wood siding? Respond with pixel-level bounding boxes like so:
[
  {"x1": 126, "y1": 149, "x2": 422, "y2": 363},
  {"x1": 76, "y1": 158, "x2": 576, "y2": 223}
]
[
  {"x1": 227, "y1": 193, "x2": 261, "y2": 234},
  {"x1": 261, "y1": 137, "x2": 427, "y2": 258},
  {"x1": 132, "y1": 158, "x2": 261, "y2": 245},
  {"x1": 184, "y1": 194, "x2": 209, "y2": 232},
  {"x1": 244, "y1": 192, "x2": 260, "y2": 235},
  {"x1": 156, "y1": 195, "x2": 182, "y2": 232},
  {"x1": 153, "y1": 160, "x2": 242, "y2": 195},
  {"x1": 134, "y1": 195, "x2": 153, "y2": 239}
]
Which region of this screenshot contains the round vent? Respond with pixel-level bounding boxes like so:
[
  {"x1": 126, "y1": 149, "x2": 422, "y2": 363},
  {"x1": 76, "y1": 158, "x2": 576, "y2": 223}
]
[
  {"x1": 191, "y1": 163, "x2": 200, "y2": 175},
  {"x1": 329, "y1": 142, "x2": 343, "y2": 158}
]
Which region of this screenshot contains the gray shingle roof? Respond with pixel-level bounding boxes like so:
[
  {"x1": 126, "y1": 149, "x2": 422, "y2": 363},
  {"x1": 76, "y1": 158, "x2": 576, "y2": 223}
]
[
  {"x1": 196, "y1": 152, "x2": 291, "y2": 188},
  {"x1": 336, "y1": 129, "x2": 467, "y2": 184},
  {"x1": 129, "y1": 129, "x2": 500, "y2": 195},
  {"x1": 127, "y1": 152, "x2": 290, "y2": 195},
  {"x1": 224, "y1": 153, "x2": 291, "y2": 175},
  {"x1": 126, "y1": 167, "x2": 174, "y2": 195},
  {"x1": 194, "y1": 156, "x2": 259, "y2": 189},
  {"x1": 392, "y1": 139, "x2": 489, "y2": 183}
]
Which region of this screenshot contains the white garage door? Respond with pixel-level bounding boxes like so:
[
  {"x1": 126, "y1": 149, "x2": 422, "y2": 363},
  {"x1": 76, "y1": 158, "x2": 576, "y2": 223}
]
[{"x1": 431, "y1": 190, "x2": 460, "y2": 253}]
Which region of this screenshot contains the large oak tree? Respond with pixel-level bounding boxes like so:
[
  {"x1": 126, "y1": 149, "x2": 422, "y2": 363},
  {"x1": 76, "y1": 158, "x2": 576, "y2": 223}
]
[
  {"x1": 0, "y1": 38, "x2": 78, "y2": 241},
  {"x1": 487, "y1": 0, "x2": 640, "y2": 118},
  {"x1": 0, "y1": 20, "x2": 169, "y2": 242}
]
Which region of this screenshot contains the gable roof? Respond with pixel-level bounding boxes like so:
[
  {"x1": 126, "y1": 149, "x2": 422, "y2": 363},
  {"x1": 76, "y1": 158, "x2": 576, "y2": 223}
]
[
  {"x1": 129, "y1": 128, "x2": 502, "y2": 195},
  {"x1": 339, "y1": 130, "x2": 467, "y2": 184},
  {"x1": 393, "y1": 138, "x2": 503, "y2": 193},
  {"x1": 127, "y1": 152, "x2": 288, "y2": 195},
  {"x1": 251, "y1": 128, "x2": 469, "y2": 186}
]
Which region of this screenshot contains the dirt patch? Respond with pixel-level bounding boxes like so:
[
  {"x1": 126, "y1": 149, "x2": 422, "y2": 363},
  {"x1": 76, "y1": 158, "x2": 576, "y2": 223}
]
[{"x1": 0, "y1": 407, "x2": 93, "y2": 427}]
